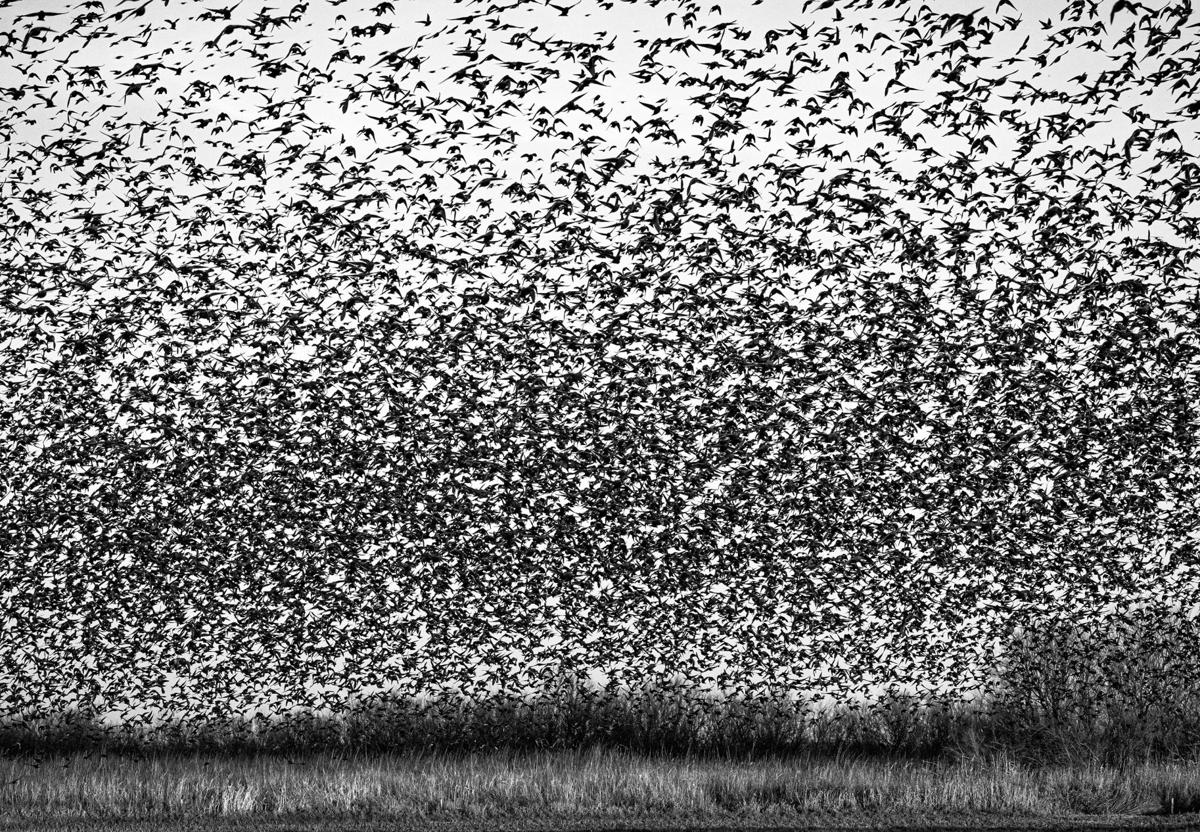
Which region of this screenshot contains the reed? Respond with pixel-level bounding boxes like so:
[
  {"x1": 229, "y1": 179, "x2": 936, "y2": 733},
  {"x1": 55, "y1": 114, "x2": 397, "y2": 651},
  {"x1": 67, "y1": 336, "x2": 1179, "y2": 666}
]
[{"x1": 1, "y1": 744, "x2": 1196, "y2": 822}]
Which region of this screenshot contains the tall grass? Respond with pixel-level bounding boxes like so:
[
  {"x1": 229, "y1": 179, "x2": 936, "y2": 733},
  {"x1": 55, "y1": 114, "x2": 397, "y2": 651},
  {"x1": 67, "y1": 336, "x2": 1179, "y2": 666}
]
[{"x1": 2, "y1": 746, "x2": 1198, "y2": 821}]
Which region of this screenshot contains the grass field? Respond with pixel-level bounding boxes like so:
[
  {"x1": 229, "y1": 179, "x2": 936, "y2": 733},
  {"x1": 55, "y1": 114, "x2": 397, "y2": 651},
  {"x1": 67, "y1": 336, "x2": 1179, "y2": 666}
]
[
  {"x1": 3, "y1": 686, "x2": 1200, "y2": 828},
  {"x1": 1, "y1": 744, "x2": 1199, "y2": 827}
]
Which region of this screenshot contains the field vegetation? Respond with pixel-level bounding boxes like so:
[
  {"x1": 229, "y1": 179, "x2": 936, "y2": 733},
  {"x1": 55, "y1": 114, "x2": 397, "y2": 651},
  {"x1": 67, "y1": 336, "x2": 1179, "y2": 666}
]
[
  {"x1": 3, "y1": 612, "x2": 1200, "y2": 826},
  {"x1": 1, "y1": 745, "x2": 1199, "y2": 825}
]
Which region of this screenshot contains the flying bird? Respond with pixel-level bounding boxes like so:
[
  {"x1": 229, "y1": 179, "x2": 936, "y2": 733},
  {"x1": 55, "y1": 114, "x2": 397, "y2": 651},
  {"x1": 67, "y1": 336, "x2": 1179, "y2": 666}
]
[{"x1": 0, "y1": 0, "x2": 1191, "y2": 760}]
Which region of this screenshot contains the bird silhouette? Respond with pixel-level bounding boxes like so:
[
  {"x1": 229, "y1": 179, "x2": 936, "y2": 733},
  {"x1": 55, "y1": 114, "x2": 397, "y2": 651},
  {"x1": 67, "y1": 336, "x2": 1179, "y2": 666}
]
[{"x1": 0, "y1": 0, "x2": 1194, "y2": 758}]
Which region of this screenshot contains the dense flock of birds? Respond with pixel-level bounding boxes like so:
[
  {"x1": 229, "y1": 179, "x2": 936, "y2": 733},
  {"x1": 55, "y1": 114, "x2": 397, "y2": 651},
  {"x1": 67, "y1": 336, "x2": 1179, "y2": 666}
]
[{"x1": 1, "y1": 0, "x2": 1200, "y2": 741}]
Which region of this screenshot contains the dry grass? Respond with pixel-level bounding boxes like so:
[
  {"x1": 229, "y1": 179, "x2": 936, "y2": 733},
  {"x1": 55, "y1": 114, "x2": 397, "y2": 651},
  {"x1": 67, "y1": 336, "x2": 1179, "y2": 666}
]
[{"x1": 1, "y1": 745, "x2": 1198, "y2": 823}]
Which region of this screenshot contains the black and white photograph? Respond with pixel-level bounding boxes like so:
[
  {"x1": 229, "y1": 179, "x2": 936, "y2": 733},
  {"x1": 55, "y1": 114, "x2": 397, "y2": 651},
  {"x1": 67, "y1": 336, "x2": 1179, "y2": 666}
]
[{"x1": 2, "y1": 0, "x2": 1200, "y2": 828}]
